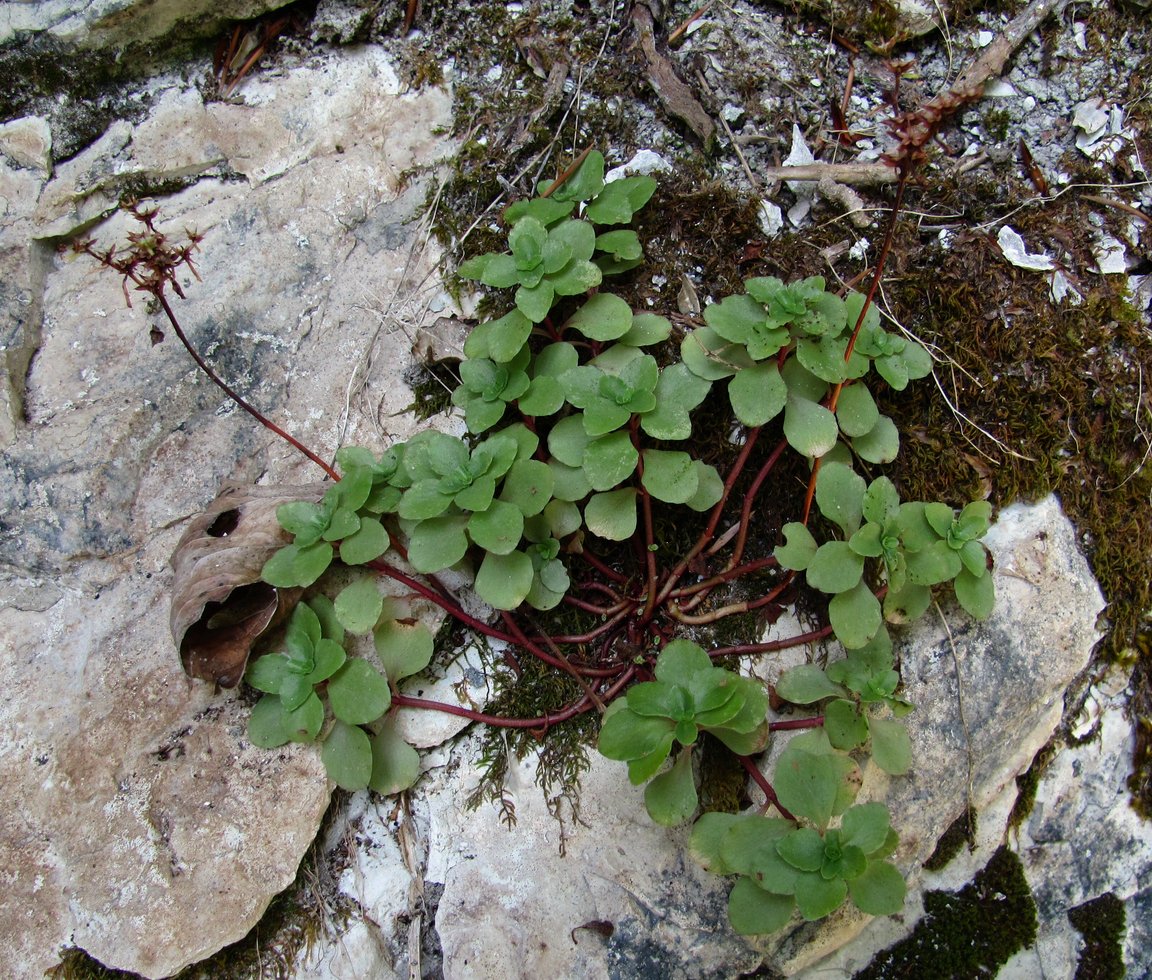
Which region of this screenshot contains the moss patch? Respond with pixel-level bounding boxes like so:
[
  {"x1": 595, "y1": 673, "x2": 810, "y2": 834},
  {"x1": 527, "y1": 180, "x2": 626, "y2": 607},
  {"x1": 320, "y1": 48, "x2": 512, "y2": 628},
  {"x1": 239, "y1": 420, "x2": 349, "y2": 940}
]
[
  {"x1": 857, "y1": 847, "x2": 1037, "y2": 978},
  {"x1": 1068, "y1": 892, "x2": 1126, "y2": 980},
  {"x1": 922, "y1": 806, "x2": 976, "y2": 872}
]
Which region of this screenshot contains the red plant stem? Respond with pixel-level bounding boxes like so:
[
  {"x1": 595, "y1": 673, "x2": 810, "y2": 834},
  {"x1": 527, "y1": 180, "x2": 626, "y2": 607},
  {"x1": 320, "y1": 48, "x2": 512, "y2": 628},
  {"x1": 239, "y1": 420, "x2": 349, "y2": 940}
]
[
  {"x1": 579, "y1": 549, "x2": 629, "y2": 585},
  {"x1": 653, "y1": 428, "x2": 765, "y2": 608},
  {"x1": 368, "y1": 558, "x2": 519, "y2": 643},
  {"x1": 392, "y1": 664, "x2": 635, "y2": 728},
  {"x1": 563, "y1": 593, "x2": 623, "y2": 616},
  {"x1": 738, "y1": 755, "x2": 796, "y2": 822},
  {"x1": 769, "y1": 717, "x2": 824, "y2": 732},
  {"x1": 574, "y1": 579, "x2": 627, "y2": 604},
  {"x1": 726, "y1": 436, "x2": 790, "y2": 570},
  {"x1": 549, "y1": 607, "x2": 633, "y2": 645},
  {"x1": 710, "y1": 624, "x2": 834, "y2": 657},
  {"x1": 667, "y1": 555, "x2": 777, "y2": 599},
  {"x1": 152, "y1": 291, "x2": 340, "y2": 480}
]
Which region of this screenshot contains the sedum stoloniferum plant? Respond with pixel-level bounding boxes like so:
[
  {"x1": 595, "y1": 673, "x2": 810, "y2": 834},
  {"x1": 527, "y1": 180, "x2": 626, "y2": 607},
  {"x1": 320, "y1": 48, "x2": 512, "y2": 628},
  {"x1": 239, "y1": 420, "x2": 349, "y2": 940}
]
[{"x1": 88, "y1": 150, "x2": 995, "y2": 940}]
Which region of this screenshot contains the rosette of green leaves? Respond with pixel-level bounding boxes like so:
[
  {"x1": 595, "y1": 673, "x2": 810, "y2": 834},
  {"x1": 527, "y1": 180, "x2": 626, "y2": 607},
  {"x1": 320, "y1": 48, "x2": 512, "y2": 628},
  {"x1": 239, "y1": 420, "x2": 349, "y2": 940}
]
[
  {"x1": 690, "y1": 764, "x2": 905, "y2": 935},
  {"x1": 775, "y1": 628, "x2": 913, "y2": 775},
  {"x1": 263, "y1": 446, "x2": 403, "y2": 588},
  {"x1": 775, "y1": 463, "x2": 995, "y2": 647},
  {"x1": 451, "y1": 344, "x2": 532, "y2": 434},
  {"x1": 457, "y1": 214, "x2": 602, "y2": 323},
  {"x1": 246, "y1": 590, "x2": 435, "y2": 793},
  {"x1": 598, "y1": 640, "x2": 769, "y2": 825}
]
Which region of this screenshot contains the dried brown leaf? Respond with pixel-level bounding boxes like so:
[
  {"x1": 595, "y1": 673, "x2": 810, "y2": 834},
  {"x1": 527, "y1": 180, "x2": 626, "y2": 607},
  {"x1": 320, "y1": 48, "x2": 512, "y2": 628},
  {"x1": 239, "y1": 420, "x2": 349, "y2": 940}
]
[{"x1": 170, "y1": 482, "x2": 327, "y2": 687}]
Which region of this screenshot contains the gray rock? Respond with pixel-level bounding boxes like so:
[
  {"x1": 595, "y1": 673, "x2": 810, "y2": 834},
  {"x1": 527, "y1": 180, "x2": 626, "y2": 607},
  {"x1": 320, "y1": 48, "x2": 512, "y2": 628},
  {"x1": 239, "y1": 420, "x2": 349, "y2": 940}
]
[
  {"x1": 303, "y1": 496, "x2": 1107, "y2": 979},
  {"x1": 0, "y1": 41, "x2": 455, "y2": 980},
  {"x1": 0, "y1": 0, "x2": 294, "y2": 50}
]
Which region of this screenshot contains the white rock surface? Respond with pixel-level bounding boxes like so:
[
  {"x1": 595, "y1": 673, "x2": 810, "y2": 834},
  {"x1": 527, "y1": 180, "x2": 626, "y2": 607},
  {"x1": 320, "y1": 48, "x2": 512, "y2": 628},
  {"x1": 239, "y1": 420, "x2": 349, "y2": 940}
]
[
  {"x1": 305, "y1": 496, "x2": 1109, "y2": 979},
  {"x1": 0, "y1": 40, "x2": 455, "y2": 980}
]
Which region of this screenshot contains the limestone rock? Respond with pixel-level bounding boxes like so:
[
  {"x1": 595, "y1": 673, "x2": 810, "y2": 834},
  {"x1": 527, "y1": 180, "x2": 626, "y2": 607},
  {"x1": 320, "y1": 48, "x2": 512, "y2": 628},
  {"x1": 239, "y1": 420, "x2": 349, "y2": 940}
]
[
  {"x1": 301, "y1": 496, "x2": 1107, "y2": 979},
  {"x1": 0, "y1": 40, "x2": 455, "y2": 980},
  {"x1": 0, "y1": 0, "x2": 294, "y2": 50}
]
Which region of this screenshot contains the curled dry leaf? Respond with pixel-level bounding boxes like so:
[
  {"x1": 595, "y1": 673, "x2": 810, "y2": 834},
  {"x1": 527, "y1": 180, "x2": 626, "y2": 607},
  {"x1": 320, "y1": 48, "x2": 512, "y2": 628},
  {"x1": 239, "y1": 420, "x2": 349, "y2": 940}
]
[{"x1": 170, "y1": 482, "x2": 327, "y2": 687}]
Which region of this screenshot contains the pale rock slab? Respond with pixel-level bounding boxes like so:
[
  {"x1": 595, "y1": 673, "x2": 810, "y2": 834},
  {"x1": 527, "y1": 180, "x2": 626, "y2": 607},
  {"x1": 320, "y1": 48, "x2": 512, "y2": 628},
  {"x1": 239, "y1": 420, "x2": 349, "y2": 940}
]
[
  {"x1": 303, "y1": 496, "x2": 1107, "y2": 979},
  {"x1": 0, "y1": 0, "x2": 293, "y2": 49},
  {"x1": 0, "y1": 43, "x2": 456, "y2": 980}
]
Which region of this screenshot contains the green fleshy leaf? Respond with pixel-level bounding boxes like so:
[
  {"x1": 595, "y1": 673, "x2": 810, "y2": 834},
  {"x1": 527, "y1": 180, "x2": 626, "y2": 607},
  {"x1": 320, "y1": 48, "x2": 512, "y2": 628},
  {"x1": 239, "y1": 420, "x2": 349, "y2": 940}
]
[
  {"x1": 847, "y1": 860, "x2": 906, "y2": 916},
  {"x1": 824, "y1": 698, "x2": 869, "y2": 750},
  {"x1": 595, "y1": 229, "x2": 643, "y2": 261},
  {"x1": 906, "y1": 540, "x2": 964, "y2": 585},
  {"x1": 279, "y1": 673, "x2": 314, "y2": 712},
  {"x1": 815, "y1": 462, "x2": 866, "y2": 536},
  {"x1": 368, "y1": 720, "x2": 422, "y2": 795},
  {"x1": 642, "y1": 363, "x2": 711, "y2": 440},
  {"x1": 468, "y1": 499, "x2": 525, "y2": 555},
  {"x1": 585, "y1": 488, "x2": 638, "y2": 540},
  {"x1": 304, "y1": 638, "x2": 346, "y2": 685},
  {"x1": 544, "y1": 151, "x2": 606, "y2": 202},
  {"x1": 547, "y1": 414, "x2": 590, "y2": 467},
  {"x1": 681, "y1": 326, "x2": 754, "y2": 380},
  {"x1": 806, "y1": 540, "x2": 865, "y2": 594},
  {"x1": 321, "y1": 506, "x2": 360, "y2": 542},
  {"x1": 339, "y1": 517, "x2": 390, "y2": 565},
  {"x1": 776, "y1": 828, "x2": 826, "y2": 872},
  {"x1": 775, "y1": 522, "x2": 818, "y2": 571},
  {"x1": 620, "y1": 313, "x2": 673, "y2": 347},
  {"x1": 955, "y1": 565, "x2": 996, "y2": 619},
  {"x1": 548, "y1": 459, "x2": 592, "y2": 501},
  {"x1": 644, "y1": 749, "x2": 698, "y2": 826},
  {"x1": 727, "y1": 879, "x2": 795, "y2": 935},
  {"x1": 498, "y1": 459, "x2": 555, "y2": 518},
  {"x1": 328, "y1": 659, "x2": 392, "y2": 725},
  {"x1": 334, "y1": 579, "x2": 384, "y2": 634},
  {"x1": 774, "y1": 741, "x2": 844, "y2": 829},
  {"x1": 640, "y1": 449, "x2": 699, "y2": 504},
  {"x1": 504, "y1": 197, "x2": 575, "y2": 226},
  {"x1": 475, "y1": 550, "x2": 534, "y2": 610},
  {"x1": 628, "y1": 680, "x2": 691, "y2": 719},
  {"x1": 486, "y1": 309, "x2": 535, "y2": 363},
  {"x1": 783, "y1": 393, "x2": 839, "y2": 459},
  {"x1": 849, "y1": 522, "x2": 885, "y2": 558},
  {"x1": 583, "y1": 431, "x2": 638, "y2": 490},
  {"x1": 598, "y1": 702, "x2": 676, "y2": 761},
  {"x1": 862, "y1": 477, "x2": 901, "y2": 525},
  {"x1": 262, "y1": 541, "x2": 334, "y2": 588},
  {"x1": 852, "y1": 415, "x2": 900, "y2": 464},
  {"x1": 550, "y1": 258, "x2": 603, "y2": 297},
  {"x1": 516, "y1": 279, "x2": 556, "y2": 322},
  {"x1": 868, "y1": 716, "x2": 912, "y2": 775},
  {"x1": 836, "y1": 383, "x2": 880, "y2": 437},
  {"x1": 775, "y1": 664, "x2": 847, "y2": 705},
  {"x1": 883, "y1": 582, "x2": 932, "y2": 625},
  {"x1": 246, "y1": 654, "x2": 290, "y2": 695},
  {"x1": 276, "y1": 500, "x2": 329, "y2": 546},
  {"x1": 711, "y1": 719, "x2": 770, "y2": 756},
  {"x1": 407, "y1": 514, "x2": 470, "y2": 572},
  {"x1": 722, "y1": 816, "x2": 800, "y2": 892},
  {"x1": 704, "y1": 293, "x2": 767, "y2": 345},
  {"x1": 518, "y1": 376, "x2": 565, "y2": 416},
  {"x1": 308, "y1": 594, "x2": 345, "y2": 645},
  {"x1": 689, "y1": 812, "x2": 744, "y2": 875},
  {"x1": 654, "y1": 639, "x2": 712, "y2": 687},
  {"x1": 564, "y1": 291, "x2": 634, "y2": 341},
  {"x1": 397, "y1": 481, "x2": 455, "y2": 521},
  {"x1": 248, "y1": 693, "x2": 294, "y2": 748},
  {"x1": 542, "y1": 499, "x2": 581, "y2": 539},
  {"x1": 829, "y1": 581, "x2": 883, "y2": 649},
  {"x1": 321, "y1": 719, "x2": 373, "y2": 791},
  {"x1": 685, "y1": 461, "x2": 724, "y2": 512},
  {"x1": 477, "y1": 253, "x2": 520, "y2": 288},
  {"x1": 586, "y1": 174, "x2": 657, "y2": 223},
  {"x1": 729, "y1": 360, "x2": 788, "y2": 426},
  {"x1": 374, "y1": 619, "x2": 435, "y2": 684},
  {"x1": 794, "y1": 872, "x2": 848, "y2": 920},
  {"x1": 840, "y1": 803, "x2": 892, "y2": 855}
]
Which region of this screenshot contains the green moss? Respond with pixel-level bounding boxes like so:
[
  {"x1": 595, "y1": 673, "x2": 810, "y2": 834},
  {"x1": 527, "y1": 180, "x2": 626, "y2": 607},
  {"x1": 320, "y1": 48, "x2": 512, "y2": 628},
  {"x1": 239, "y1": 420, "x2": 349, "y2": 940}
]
[
  {"x1": 1068, "y1": 892, "x2": 1126, "y2": 980},
  {"x1": 1008, "y1": 740, "x2": 1059, "y2": 831},
  {"x1": 983, "y1": 108, "x2": 1012, "y2": 142},
  {"x1": 922, "y1": 806, "x2": 976, "y2": 872},
  {"x1": 857, "y1": 847, "x2": 1037, "y2": 978}
]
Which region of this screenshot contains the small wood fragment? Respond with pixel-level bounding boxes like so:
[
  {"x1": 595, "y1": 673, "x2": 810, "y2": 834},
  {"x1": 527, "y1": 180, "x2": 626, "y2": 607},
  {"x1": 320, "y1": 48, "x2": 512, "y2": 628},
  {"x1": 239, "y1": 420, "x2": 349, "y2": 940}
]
[{"x1": 632, "y1": 3, "x2": 715, "y2": 149}]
